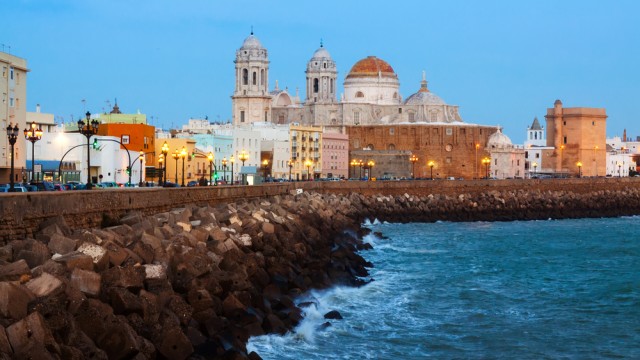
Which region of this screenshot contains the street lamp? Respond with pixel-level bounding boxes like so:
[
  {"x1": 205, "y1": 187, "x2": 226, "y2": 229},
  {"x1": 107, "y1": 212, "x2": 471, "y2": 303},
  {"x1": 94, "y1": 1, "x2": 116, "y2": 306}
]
[
  {"x1": 358, "y1": 159, "x2": 364, "y2": 180},
  {"x1": 532, "y1": 161, "x2": 538, "y2": 178},
  {"x1": 6, "y1": 123, "x2": 19, "y2": 191},
  {"x1": 139, "y1": 151, "x2": 144, "y2": 186},
  {"x1": 366, "y1": 160, "x2": 375, "y2": 181},
  {"x1": 161, "y1": 141, "x2": 169, "y2": 186},
  {"x1": 207, "y1": 151, "x2": 214, "y2": 186},
  {"x1": 158, "y1": 155, "x2": 164, "y2": 186},
  {"x1": 179, "y1": 146, "x2": 187, "y2": 186},
  {"x1": 409, "y1": 154, "x2": 418, "y2": 179},
  {"x1": 222, "y1": 157, "x2": 227, "y2": 184},
  {"x1": 350, "y1": 159, "x2": 359, "y2": 179},
  {"x1": 288, "y1": 159, "x2": 293, "y2": 182},
  {"x1": 262, "y1": 159, "x2": 269, "y2": 180},
  {"x1": 559, "y1": 144, "x2": 565, "y2": 174},
  {"x1": 577, "y1": 161, "x2": 582, "y2": 178},
  {"x1": 482, "y1": 157, "x2": 491, "y2": 179},
  {"x1": 77, "y1": 111, "x2": 100, "y2": 190},
  {"x1": 24, "y1": 121, "x2": 43, "y2": 184},
  {"x1": 304, "y1": 159, "x2": 313, "y2": 181},
  {"x1": 475, "y1": 143, "x2": 480, "y2": 179},
  {"x1": 617, "y1": 161, "x2": 622, "y2": 177},
  {"x1": 428, "y1": 160, "x2": 435, "y2": 180},
  {"x1": 172, "y1": 149, "x2": 179, "y2": 184},
  {"x1": 238, "y1": 150, "x2": 249, "y2": 185},
  {"x1": 230, "y1": 155, "x2": 235, "y2": 185}
]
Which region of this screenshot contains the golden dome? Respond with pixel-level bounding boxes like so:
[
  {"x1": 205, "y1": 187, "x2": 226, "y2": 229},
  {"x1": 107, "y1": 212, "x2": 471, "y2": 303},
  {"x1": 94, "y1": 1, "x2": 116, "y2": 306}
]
[{"x1": 346, "y1": 56, "x2": 397, "y2": 79}]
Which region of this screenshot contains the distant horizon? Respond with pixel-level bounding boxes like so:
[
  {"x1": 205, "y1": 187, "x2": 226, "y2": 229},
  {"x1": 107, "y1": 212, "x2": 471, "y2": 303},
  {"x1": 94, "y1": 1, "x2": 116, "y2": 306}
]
[{"x1": 5, "y1": 0, "x2": 639, "y2": 143}]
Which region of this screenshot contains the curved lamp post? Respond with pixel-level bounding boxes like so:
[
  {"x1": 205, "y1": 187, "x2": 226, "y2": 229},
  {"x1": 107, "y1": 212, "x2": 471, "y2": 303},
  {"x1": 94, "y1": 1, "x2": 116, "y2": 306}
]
[
  {"x1": 207, "y1": 151, "x2": 214, "y2": 186},
  {"x1": 24, "y1": 121, "x2": 43, "y2": 184},
  {"x1": 481, "y1": 157, "x2": 491, "y2": 179},
  {"x1": 358, "y1": 159, "x2": 364, "y2": 180},
  {"x1": 172, "y1": 149, "x2": 179, "y2": 184},
  {"x1": 138, "y1": 151, "x2": 144, "y2": 186},
  {"x1": 160, "y1": 141, "x2": 169, "y2": 186},
  {"x1": 350, "y1": 159, "x2": 359, "y2": 179},
  {"x1": 304, "y1": 159, "x2": 313, "y2": 181},
  {"x1": 158, "y1": 155, "x2": 164, "y2": 186},
  {"x1": 77, "y1": 111, "x2": 99, "y2": 190},
  {"x1": 409, "y1": 154, "x2": 418, "y2": 179},
  {"x1": 428, "y1": 160, "x2": 436, "y2": 180},
  {"x1": 238, "y1": 150, "x2": 249, "y2": 185},
  {"x1": 6, "y1": 123, "x2": 19, "y2": 191},
  {"x1": 532, "y1": 161, "x2": 538, "y2": 178},
  {"x1": 179, "y1": 146, "x2": 187, "y2": 186}
]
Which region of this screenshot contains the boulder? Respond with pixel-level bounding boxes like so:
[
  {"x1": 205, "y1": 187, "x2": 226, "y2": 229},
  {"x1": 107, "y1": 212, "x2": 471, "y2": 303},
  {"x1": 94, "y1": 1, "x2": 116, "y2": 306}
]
[
  {"x1": 0, "y1": 282, "x2": 34, "y2": 319},
  {"x1": 0, "y1": 259, "x2": 31, "y2": 282},
  {"x1": 6, "y1": 311, "x2": 60, "y2": 357},
  {"x1": 70, "y1": 268, "x2": 102, "y2": 297},
  {"x1": 47, "y1": 233, "x2": 77, "y2": 255},
  {"x1": 25, "y1": 272, "x2": 64, "y2": 298},
  {"x1": 52, "y1": 251, "x2": 94, "y2": 271}
]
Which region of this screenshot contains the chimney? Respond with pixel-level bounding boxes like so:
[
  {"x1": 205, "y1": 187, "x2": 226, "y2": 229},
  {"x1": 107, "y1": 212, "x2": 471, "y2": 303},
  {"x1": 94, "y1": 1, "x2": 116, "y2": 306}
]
[{"x1": 36, "y1": 104, "x2": 41, "y2": 113}]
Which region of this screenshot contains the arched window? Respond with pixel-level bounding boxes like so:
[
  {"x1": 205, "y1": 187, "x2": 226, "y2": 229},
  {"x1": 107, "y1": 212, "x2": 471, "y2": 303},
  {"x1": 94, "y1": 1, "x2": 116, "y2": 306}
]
[
  {"x1": 388, "y1": 144, "x2": 396, "y2": 150},
  {"x1": 408, "y1": 112, "x2": 415, "y2": 122},
  {"x1": 367, "y1": 144, "x2": 375, "y2": 150},
  {"x1": 313, "y1": 78, "x2": 319, "y2": 93},
  {"x1": 242, "y1": 69, "x2": 248, "y2": 85},
  {"x1": 355, "y1": 91, "x2": 364, "y2": 98},
  {"x1": 534, "y1": 132, "x2": 538, "y2": 140},
  {"x1": 323, "y1": 63, "x2": 327, "y2": 69},
  {"x1": 252, "y1": 72, "x2": 257, "y2": 85}
]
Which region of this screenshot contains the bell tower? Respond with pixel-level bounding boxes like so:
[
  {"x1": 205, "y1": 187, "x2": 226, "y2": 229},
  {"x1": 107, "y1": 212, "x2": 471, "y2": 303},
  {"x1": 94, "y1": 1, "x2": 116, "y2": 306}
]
[{"x1": 305, "y1": 40, "x2": 337, "y2": 104}]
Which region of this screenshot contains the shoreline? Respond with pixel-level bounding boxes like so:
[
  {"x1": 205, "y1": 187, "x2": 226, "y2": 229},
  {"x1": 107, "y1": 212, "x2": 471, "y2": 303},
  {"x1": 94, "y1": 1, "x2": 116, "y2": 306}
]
[{"x1": 2, "y1": 188, "x2": 640, "y2": 358}]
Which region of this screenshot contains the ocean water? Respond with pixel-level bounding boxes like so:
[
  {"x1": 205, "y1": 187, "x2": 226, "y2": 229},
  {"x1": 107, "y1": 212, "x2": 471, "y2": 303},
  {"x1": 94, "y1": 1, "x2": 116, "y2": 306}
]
[{"x1": 247, "y1": 217, "x2": 640, "y2": 359}]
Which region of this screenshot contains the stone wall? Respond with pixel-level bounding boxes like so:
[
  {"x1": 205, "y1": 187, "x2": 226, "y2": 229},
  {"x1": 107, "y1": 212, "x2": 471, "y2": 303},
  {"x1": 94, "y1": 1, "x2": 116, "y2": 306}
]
[{"x1": 2, "y1": 178, "x2": 640, "y2": 243}]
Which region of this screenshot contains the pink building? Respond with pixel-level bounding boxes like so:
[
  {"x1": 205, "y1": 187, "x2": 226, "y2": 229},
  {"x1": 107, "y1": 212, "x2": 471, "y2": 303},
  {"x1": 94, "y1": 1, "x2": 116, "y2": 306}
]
[{"x1": 321, "y1": 132, "x2": 349, "y2": 179}]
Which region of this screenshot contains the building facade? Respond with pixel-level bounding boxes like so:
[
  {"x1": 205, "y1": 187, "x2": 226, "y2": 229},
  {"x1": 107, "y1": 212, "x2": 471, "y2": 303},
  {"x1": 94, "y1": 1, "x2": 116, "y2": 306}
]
[{"x1": 1, "y1": 51, "x2": 28, "y2": 184}]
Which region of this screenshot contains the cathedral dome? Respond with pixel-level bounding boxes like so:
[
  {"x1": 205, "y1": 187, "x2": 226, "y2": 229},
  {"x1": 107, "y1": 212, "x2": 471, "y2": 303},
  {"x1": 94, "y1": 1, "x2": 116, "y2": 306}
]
[
  {"x1": 310, "y1": 45, "x2": 332, "y2": 60},
  {"x1": 240, "y1": 33, "x2": 264, "y2": 50},
  {"x1": 404, "y1": 74, "x2": 445, "y2": 105},
  {"x1": 487, "y1": 129, "x2": 513, "y2": 148},
  {"x1": 346, "y1": 56, "x2": 397, "y2": 79}
]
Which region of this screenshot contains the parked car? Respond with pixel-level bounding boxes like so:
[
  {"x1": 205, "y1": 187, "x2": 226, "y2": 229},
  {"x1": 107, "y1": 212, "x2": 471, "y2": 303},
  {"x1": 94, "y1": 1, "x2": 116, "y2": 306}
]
[
  {"x1": 53, "y1": 184, "x2": 67, "y2": 191},
  {"x1": 22, "y1": 184, "x2": 38, "y2": 192},
  {"x1": 101, "y1": 181, "x2": 118, "y2": 188},
  {"x1": 187, "y1": 180, "x2": 199, "y2": 187},
  {"x1": 34, "y1": 181, "x2": 55, "y2": 191},
  {"x1": 163, "y1": 181, "x2": 180, "y2": 188}
]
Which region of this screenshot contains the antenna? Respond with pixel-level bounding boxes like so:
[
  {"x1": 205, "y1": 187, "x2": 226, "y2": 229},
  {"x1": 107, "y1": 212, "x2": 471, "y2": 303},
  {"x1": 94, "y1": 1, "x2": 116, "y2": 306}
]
[{"x1": 251, "y1": 26, "x2": 254, "y2": 35}]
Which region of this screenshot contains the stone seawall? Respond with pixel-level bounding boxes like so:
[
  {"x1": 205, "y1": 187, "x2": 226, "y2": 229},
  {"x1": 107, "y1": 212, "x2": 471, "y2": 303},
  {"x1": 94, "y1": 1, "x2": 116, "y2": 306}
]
[{"x1": 2, "y1": 183, "x2": 640, "y2": 358}]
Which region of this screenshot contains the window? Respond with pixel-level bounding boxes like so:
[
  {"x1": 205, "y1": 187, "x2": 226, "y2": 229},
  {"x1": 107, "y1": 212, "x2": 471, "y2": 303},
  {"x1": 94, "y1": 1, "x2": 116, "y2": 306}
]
[
  {"x1": 563, "y1": 121, "x2": 566, "y2": 125},
  {"x1": 330, "y1": 79, "x2": 334, "y2": 93},
  {"x1": 278, "y1": 114, "x2": 285, "y2": 124},
  {"x1": 240, "y1": 110, "x2": 245, "y2": 122},
  {"x1": 15, "y1": 98, "x2": 19, "y2": 109},
  {"x1": 313, "y1": 78, "x2": 319, "y2": 93},
  {"x1": 388, "y1": 144, "x2": 395, "y2": 150},
  {"x1": 264, "y1": 111, "x2": 268, "y2": 122},
  {"x1": 323, "y1": 63, "x2": 327, "y2": 69},
  {"x1": 10, "y1": 68, "x2": 14, "y2": 80},
  {"x1": 399, "y1": 108, "x2": 402, "y2": 114},
  {"x1": 536, "y1": 153, "x2": 540, "y2": 158},
  {"x1": 446, "y1": 128, "x2": 453, "y2": 136},
  {"x1": 353, "y1": 111, "x2": 360, "y2": 125},
  {"x1": 494, "y1": 159, "x2": 497, "y2": 165},
  {"x1": 389, "y1": 128, "x2": 395, "y2": 135},
  {"x1": 517, "y1": 160, "x2": 520, "y2": 166},
  {"x1": 261, "y1": 69, "x2": 264, "y2": 85},
  {"x1": 242, "y1": 69, "x2": 248, "y2": 85},
  {"x1": 252, "y1": 72, "x2": 257, "y2": 85},
  {"x1": 121, "y1": 135, "x2": 130, "y2": 144},
  {"x1": 563, "y1": 136, "x2": 567, "y2": 144},
  {"x1": 2, "y1": 66, "x2": 6, "y2": 77},
  {"x1": 525, "y1": 151, "x2": 528, "y2": 159},
  {"x1": 9, "y1": 97, "x2": 14, "y2": 107},
  {"x1": 355, "y1": 91, "x2": 364, "y2": 98},
  {"x1": 408, "y1": 112, "x2": 415, "y2": 122},
  {"x1": 15, "y1": 73, "x2": 20, "y2": 85}
]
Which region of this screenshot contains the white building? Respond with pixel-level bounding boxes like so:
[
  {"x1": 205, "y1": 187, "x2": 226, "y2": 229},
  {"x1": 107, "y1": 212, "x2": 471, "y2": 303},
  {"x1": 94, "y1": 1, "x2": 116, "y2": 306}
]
[
  {"x1": 524, "y1": 117, "x2": 554, "y2": 177},
  {"x1": 486, "y1": 128, "x2": 525, "y2": 179}
]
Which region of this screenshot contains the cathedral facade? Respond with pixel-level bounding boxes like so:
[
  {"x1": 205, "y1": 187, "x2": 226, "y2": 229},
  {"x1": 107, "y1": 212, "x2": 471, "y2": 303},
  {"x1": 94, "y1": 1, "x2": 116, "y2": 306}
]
[{"x1": 231, "y1": 33, "x2": 499, "y2": 179}]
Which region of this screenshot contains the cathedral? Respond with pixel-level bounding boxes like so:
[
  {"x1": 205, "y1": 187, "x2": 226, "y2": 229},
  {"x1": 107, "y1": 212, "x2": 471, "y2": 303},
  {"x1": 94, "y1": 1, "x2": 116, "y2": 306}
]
[{"x1": 231, "y1": 32, "x2": 499, "y2": 179}]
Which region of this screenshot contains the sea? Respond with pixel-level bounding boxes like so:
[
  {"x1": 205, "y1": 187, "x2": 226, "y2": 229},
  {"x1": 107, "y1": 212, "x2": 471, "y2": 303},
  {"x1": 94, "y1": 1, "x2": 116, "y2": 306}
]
[{"x1": 247, "y1": 217, "x2": 640, "y2": 359}]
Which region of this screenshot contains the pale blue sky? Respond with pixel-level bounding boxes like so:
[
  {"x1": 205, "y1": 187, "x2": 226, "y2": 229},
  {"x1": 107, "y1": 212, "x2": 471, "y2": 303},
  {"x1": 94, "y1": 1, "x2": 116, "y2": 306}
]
[{"x1": 5, "y1": 0, "x2": 639, "y2": 143}]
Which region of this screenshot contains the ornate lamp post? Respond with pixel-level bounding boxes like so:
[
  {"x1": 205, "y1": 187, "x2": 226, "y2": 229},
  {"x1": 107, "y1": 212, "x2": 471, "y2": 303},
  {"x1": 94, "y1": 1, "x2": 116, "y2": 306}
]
[
  {"x1": 428, "y1": 160, "x2": 436, "y2": 180},
  {"x1": 409, "y1": 154, "x2": 418, "y2": 179},
  {"x1": 230, "y1": 155, "x2": 235, "y2": 185},
  {"x1": 161, "y1": 141, "x2": 169, "y2": 186},
  {"x1": 207, "y1": 151, "x2": 214, "y2": 186},
  {"x1": 179, "y1": 146, "x2": 187, "y2": 186},
  {"x1": 238, "y1": 150, "x2": 249, "y2": 185},
  {"x1": 577, "y1": 161, "x2": 582, "y2": 178},
  {"x1": 138, "y1": 151, "x2": 144, "y2": 186},
  {"x1": 6, "y1": 123, "x2": 19, "y2": 191},
  {"x1": 532, "y1": 161, "x2": 538, "y2": 178},
  {"x1": 24, "y1": 121, "x2": 43, "y2": 184},
  {"x1": 482, "y1": 157, "x2": 491, "y2": 179},
  {"x1": 262, "y1": 159, "x2": 269, "y2": 180},
  {"x1": 350, "y1": 159, "x2": 359, "y2": 179},
  {"x1": 358, "y1": 159, "x2": 364, "y2": 180},
  {"x1": 288, "y1": 159, "x2": 293, "y2": 182},
  {"x1": 617, "y1": 162, "x2": 622, "y2": 177},
  {"x1": 366, "y1": 160, "x2": 375, "y2": 181},
  {"x1": 221, "y1": 157, "x2": 227, "y2": 184},
  {"x1": 172, "y1": 149, "x2": 179, "y2": 184},
  {"x1": 77, "y1": 111, "x2": 100, "y2": 190},
  {"x1": 304, "y1": 159, "x2": 313, "y2": 181}
]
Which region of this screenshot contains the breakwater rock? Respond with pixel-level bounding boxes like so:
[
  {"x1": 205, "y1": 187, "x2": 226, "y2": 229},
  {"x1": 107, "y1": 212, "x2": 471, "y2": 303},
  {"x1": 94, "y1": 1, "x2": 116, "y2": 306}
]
[{"x1": 2, "y1": 187, "x2": 640, "y2": 359}]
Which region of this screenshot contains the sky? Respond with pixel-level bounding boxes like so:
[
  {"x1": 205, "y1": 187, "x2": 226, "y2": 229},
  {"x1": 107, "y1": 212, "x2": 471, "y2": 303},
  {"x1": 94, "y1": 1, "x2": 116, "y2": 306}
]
[{"x1": 4, "y1": 0, "x2": 639, "y2": 143}]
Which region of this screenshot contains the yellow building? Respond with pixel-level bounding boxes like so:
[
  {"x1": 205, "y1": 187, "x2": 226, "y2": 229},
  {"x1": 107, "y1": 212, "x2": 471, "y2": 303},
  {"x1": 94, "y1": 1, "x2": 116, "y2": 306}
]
[
  {"x1": 290, "y1": 124, "x2": 322, "y2": 180},
  {"x1": 155, "y1": 138, "x2": 200, "y2": 186},
  {"x1": 1, "y1": 51, "x2": 28, "y2": 184},
  {"x1": 544, "y1": 100, "x2": 607, "y2": 176}
]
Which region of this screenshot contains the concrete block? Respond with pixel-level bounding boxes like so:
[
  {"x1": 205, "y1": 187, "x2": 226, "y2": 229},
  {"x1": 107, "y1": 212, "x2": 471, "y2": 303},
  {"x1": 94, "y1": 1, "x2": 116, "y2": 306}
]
[
  {"x1": 25, "y1": 272, "x2": 64, "y2": 298},
  {"x1": 70, "y1": 268, "x2": 101, "y2": 297},
  {"x1": 6, "y1": 311, "x2": 60, "y2": 357},
  {"x1": 0, "y1": 325, "x2": 11, "y2": 357},
  {"x1": 102, "y1": 265, "x2": 145, "y2": 290},
  {"x1": 0, "y1": 259, "x2": 31, "y2": 282},
  {"x1": 47, "y1": 233, "x2": 77, "y2": 255},
  {"x1": 143, "y1": 264, "x2": 166, "y2": 280},
  {"x1": 140, "y1": 232, "x2": 162, "y2": 250},
  {"x1": 96, "y1": 319, "x2": 141, "y2": 360},
  {"x1": 0, "y1": 282, "x2": 34, "y2": 319},
  {"x1": 132, "y1": 242, "x2": 154, "y2": 264},
  {"x1": 157, "y1": 325, "x2": 193, "y2": 360},
  {"x1": 77, "y1": 242, "x2": 109, "y2": 270},
  {"x1": 262, "y1": 222, "x2": 275, "y2": 234},
  {"x1": 52, "y1": 251, "x2": 93, "y2": 271},
  {"x1": 104, "y1": 241, "x2": 129, "y2": 267}
]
